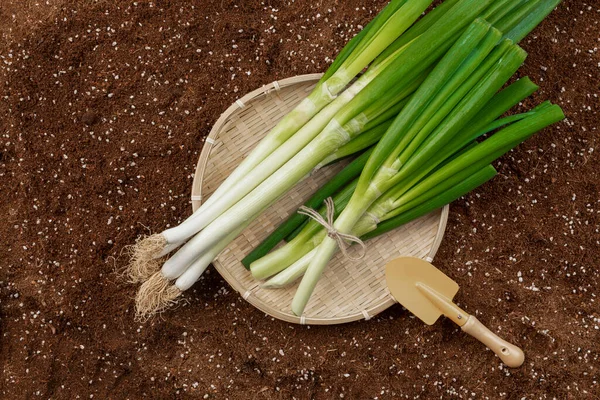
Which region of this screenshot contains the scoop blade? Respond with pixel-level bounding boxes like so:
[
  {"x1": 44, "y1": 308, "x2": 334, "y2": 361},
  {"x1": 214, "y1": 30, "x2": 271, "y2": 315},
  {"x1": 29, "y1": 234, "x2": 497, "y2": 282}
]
[{"x1": 385, "y1": 257, "x2": 459, "y2": 325}]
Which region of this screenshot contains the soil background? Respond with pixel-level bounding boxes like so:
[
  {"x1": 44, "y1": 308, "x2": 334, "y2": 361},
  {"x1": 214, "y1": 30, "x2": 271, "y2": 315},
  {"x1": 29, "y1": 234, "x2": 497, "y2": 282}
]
[{"x1": 1, "y1": 1, "x2": 598, "y2": 399}]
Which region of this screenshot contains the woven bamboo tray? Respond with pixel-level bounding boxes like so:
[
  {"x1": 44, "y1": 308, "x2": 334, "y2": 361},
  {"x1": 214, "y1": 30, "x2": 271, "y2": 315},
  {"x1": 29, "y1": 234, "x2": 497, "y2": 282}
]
[{"x1": 191, "y1": 73, "x2": 449, "y2": 325}]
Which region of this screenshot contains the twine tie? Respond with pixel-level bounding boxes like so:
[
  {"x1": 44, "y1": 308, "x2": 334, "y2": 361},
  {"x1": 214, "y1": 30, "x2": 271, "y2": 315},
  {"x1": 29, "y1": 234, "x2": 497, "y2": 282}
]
[{"x1": 298, "y1": 197, "x2": 366, "y2": 261}]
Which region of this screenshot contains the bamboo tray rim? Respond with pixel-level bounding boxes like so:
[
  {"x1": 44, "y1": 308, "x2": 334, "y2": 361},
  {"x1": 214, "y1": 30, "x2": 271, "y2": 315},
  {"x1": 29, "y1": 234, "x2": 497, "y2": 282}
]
[{"x1": 191, "y1": 73, "x2": 449, "y2": 325}]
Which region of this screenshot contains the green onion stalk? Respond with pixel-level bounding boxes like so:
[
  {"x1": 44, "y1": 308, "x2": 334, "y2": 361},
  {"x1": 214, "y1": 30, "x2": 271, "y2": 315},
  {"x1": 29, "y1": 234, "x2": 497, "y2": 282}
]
[
  {"x1": 132, "y1": 0, "x2": 563, "y2": 318},
  {"x1": 289, "y1": 18, "x2": 554, "y2": 315}
]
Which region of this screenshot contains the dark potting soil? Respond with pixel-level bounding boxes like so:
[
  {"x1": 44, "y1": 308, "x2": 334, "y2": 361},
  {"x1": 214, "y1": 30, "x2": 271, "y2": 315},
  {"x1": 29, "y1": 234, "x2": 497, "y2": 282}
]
[{"x1": 0, "y1": 1, "x2": 598, "y2": 398}]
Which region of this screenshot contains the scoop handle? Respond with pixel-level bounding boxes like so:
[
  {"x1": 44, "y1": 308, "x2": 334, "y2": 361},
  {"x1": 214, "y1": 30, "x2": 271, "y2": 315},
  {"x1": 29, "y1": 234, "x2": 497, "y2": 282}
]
[{"x1": 461, "y1": 316, "x2": 525, "y2": 368}]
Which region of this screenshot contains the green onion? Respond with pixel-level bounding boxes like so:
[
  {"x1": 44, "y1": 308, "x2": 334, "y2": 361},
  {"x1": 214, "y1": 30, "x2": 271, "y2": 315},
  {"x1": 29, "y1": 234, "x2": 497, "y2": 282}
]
[
  {"x1": 383, "y1": 45, "x2": 527, "y2": 190},
  {"x1": 129, "y1": 0, "x2": 564, "y2": 319},
  {"x1": 362, "y1": 104, "x2": 565, "y2": 239},
  {"x1": 291, "y1": 24, "x2": 536, "y2": 315},
  {"x1": 388, "y1": 26, "x2": 506, "y2": 172},
  {"x1": 358, "y1": 25, "x2": 511, "y2": 196}
]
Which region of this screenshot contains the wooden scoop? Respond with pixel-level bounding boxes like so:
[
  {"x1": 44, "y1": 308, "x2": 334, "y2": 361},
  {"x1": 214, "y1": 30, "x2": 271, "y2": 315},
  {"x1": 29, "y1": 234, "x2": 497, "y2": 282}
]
[{"x1": 386, "y1": 257, "x2": 524, "y2": 368}]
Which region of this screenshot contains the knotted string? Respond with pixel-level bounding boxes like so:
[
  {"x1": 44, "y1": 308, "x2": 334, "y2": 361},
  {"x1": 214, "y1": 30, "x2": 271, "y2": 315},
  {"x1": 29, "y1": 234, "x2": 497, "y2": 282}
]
[{"x1": 298, "y1": 197, "x2": 367, "y2": 261}]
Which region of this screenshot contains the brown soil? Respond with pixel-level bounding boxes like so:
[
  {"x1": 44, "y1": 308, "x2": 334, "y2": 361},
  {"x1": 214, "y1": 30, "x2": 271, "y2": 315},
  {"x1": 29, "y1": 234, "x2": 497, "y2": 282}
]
[{"x1": 1, "y1": 1, "x2": 598, "y2": 399}]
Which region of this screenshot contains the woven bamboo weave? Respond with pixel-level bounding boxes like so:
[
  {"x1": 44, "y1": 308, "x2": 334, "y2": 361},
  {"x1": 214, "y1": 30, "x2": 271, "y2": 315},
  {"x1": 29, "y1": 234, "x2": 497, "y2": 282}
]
[{"x1": 191, "y1": 74, "x2": 449, "y2": 325}]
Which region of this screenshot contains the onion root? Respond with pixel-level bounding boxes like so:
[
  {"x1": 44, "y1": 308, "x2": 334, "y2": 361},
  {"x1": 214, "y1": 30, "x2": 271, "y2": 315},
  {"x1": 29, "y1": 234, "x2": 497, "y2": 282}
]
[
  {"x1": 134, "y1": 272, "x2": 182, "y2": 321},
  {"x1": 125, "y1": 234, "x2": 167, "y2": 283}
]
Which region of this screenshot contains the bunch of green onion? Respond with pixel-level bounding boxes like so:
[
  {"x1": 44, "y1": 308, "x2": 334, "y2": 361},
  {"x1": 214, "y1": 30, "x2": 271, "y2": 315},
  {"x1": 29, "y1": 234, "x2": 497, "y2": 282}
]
[{"x1": 127, "y1": 0, "x2": 563, "y2": 320}]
